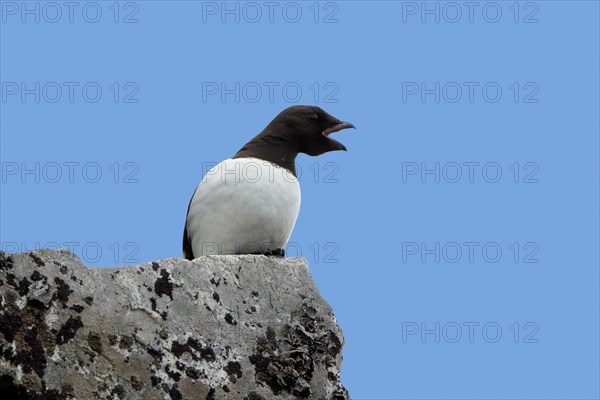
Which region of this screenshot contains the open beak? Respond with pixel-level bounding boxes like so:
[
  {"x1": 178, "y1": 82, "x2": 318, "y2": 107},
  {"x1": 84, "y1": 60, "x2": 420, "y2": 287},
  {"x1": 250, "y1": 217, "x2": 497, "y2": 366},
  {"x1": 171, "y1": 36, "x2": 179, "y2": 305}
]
[
  {"x1": 321, "y1": 120, "x2": 355, "y2": 152},
  {"x1": 322, "y1": 121, "x2": 356, "y2": 136}
]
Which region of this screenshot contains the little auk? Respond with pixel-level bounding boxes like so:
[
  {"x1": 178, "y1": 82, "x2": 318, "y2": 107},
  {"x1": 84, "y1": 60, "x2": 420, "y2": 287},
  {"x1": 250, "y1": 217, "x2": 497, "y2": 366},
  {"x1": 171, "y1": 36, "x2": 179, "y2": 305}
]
[{"x1": 183, "y1": 105, "x2": 355, "y2": 259}]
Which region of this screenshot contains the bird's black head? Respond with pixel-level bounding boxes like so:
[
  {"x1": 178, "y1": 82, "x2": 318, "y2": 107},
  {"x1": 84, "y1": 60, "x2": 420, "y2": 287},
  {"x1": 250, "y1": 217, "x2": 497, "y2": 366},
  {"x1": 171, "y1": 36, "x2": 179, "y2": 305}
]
[
  {"x1": 266, "y1": 105, "x2": 355, "y2": 156},
  {"x1": 233, "y1": 105, "x2": 355, "y2": 176}
]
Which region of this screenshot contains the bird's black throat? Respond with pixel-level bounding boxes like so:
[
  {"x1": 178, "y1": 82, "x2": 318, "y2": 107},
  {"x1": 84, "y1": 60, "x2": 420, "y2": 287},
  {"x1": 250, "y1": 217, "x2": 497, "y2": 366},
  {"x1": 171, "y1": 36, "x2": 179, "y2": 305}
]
[{"x1": 232, "y1": 130, "x2": 300, "y2": 177}]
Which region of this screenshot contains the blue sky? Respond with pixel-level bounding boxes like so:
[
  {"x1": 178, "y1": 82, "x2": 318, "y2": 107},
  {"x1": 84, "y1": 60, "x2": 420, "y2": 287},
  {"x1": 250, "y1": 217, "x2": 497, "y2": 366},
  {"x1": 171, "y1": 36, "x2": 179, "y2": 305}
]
[{"x1": 1, "y1": 1, "x2": 599, "y2": 398}]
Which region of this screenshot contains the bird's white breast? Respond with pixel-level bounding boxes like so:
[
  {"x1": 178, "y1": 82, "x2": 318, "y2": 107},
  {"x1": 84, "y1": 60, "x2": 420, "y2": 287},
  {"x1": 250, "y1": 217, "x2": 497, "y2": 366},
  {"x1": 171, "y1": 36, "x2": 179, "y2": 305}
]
[{"x1": 186, "y1": 157, "x2": 301, "y2": 257}]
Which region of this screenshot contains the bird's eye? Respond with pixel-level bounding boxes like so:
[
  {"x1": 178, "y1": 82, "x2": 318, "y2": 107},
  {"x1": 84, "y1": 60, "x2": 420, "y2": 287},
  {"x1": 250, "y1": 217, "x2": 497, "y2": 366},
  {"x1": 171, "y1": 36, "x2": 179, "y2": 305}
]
[{"x1": 310, "y1": 113, "x2": 319, "y2": 121}]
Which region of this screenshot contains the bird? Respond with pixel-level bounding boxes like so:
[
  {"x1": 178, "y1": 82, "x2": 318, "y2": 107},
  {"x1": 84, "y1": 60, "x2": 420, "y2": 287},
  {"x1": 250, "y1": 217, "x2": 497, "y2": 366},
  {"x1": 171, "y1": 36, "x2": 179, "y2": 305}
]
[{"x1": 182, "y1": 105, "x2": 355, "y2": 260}]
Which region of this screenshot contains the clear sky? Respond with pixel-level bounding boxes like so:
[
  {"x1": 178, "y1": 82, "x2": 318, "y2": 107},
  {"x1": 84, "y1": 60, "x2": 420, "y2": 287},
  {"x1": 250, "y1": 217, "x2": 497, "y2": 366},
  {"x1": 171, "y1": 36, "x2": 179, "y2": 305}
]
[{"x1": 1, "y1": 1, "x2": 599, "y2": 398}]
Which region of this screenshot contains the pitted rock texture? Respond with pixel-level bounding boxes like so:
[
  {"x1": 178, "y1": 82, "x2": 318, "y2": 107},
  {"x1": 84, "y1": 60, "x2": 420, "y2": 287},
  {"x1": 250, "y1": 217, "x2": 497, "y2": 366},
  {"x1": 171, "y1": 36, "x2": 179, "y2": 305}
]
[{"x1": 0, "y1": 249, "x2": 349, "y2": 400}]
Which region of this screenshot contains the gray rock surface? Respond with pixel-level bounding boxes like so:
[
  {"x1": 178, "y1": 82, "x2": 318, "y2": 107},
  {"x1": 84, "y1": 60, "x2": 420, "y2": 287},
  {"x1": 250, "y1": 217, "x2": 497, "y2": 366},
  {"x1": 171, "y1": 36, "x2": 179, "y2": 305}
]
[{"x1": 0, "y1": 249, "x2": 348, "y2": 400}]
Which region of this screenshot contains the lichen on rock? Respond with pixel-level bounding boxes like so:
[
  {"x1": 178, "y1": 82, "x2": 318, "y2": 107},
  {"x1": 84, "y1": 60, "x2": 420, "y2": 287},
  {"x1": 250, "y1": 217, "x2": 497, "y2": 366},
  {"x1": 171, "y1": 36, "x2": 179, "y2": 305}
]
[{"x1": 0, "y1": 249, "x2": 349, "y2": 399}]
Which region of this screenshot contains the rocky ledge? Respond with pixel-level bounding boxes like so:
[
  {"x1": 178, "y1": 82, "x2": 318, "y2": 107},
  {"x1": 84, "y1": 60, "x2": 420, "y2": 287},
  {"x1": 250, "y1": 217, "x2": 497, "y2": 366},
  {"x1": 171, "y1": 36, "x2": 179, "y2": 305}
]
[{"x1": 0, "y1": 249, "x2": 348, "y2": 400}]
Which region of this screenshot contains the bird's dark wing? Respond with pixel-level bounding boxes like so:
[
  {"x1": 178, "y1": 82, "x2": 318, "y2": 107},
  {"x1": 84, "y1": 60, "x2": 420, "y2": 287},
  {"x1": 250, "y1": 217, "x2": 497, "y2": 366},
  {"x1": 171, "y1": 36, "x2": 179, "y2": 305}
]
[{"x1": 182, "y1": 187, "x2": 197, "y2": 260}]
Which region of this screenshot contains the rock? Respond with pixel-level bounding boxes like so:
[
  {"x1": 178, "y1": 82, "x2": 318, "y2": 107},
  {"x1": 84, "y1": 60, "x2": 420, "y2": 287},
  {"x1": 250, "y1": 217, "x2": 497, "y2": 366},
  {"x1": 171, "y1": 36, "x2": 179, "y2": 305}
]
[{"x1": 0, "y1": 249, "x2": 349, "y2": 400}]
